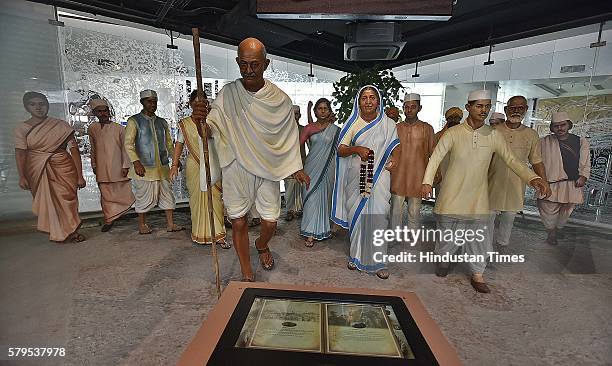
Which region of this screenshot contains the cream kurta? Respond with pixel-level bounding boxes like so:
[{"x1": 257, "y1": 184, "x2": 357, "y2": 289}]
[
  {"x1": 88, "y1": 122, "x2": 135, "y2": 223},
  {"x1": 206, "y1": 79, "x2": 302, "y2": 181},
  {"x1": 423, "y1": 122, "x2": 539, "y2": 216},
  {"x1": 539, "y1": 134, "x2": 590, "y2": 204},
  {"x1": 488, "y1": 123, "x2": 542, "y2": 212},
  {"x1": 88, "y1": 122, "x2": 131, "y2": 182}
]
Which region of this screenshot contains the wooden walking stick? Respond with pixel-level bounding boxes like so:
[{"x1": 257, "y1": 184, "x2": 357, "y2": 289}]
[{"x1": 192, "y1": 27, "x2": 221, "y2": 299}]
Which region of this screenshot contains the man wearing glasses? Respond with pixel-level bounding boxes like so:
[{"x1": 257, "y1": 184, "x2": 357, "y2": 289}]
[{"x1": 487, "y1": 95, "x2": 550, "y2": 253}]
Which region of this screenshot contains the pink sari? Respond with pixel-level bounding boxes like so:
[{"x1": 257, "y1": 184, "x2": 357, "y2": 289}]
[{"x1": 15, "y1": 118, "x2": 81, "y2": 241}]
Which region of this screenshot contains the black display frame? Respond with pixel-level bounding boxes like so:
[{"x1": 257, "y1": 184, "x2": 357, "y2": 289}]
[{"x1": 208, "y1": 288, "x2": 439, "y2": 366}]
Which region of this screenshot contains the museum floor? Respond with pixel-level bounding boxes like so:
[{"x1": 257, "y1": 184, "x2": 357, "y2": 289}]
[{"x1": 1, "y1": 207, "x2": 611, "y2": 366}]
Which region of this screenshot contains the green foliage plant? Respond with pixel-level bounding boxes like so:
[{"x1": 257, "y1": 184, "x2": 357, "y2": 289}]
[{"x1": 331, "y1": 64, "x2": 404, "y2": 124}]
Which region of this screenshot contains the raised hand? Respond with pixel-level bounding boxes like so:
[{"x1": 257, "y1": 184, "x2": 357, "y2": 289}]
[{"x1": 385, "y1": 107, "x2": 400, "y2": 122}]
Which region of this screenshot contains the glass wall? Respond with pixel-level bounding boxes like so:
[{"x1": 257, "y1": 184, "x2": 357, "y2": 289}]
[
  {"x1": 0, "y1": 0, "x2": 66, "y2": 220},
  {"x1": 393, "y1": 23, "x2": 612, "y2": 224},
  {"x1": 1, "y1": 0, "x2": 609, "y2": 225},
  {"x1": 0, "y1": 1, "x2": 343, "y2": 218}
]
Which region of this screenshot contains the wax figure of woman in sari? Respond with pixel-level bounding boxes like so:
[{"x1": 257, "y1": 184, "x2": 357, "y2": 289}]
[
  {"x1": 299, "y1": 98, "x2": 340, "y2": 247},
  {"x1": 14, "y1": 92, "x2": 86, "y2": 242},
  {"x1": 170, "y1": 91, "x2": 229, "y2": 248},
  {"x1": 331, "y1": 86, "x2": 400, "y2": 279}
]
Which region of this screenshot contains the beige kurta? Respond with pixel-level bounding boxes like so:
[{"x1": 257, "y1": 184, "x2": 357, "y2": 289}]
[
  {"x1": 423, "y1": 122, "x2": 539, "y2": 216},
  {"x1": 14, "y1": 118, "x2": 81, "y2": 241},
  {"x1": 89, "y1": 122, "x2": 131, "y2": 182},
  {"x1": 390, "y1": 120, "x2": 435, "y2": 197},
  {"x1": 488, "y1": 123, "x2": 543, "y2": 212},
  {"x1": 88, "y1": 122, "x2": 135, "y2": 223},
  {"x1": 539, "y1": 134, "x2": 590, "y2": 204}
]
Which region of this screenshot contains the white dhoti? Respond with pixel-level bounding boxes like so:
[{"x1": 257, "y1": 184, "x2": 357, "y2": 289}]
[
  {"x1": 222, "y1": 160, "x2": 280, "y2": 222},
  {"x1": 132, "y1": 179, "x2": 175, "y2": 213}
]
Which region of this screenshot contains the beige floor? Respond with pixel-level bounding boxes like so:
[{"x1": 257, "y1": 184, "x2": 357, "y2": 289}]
[{"x1": 1, "y1": 207, "x2": 611, "y2": 365}]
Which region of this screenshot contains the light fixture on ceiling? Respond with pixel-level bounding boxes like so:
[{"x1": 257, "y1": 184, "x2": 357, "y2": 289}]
[
  {"x1": 308, "y1": 62, "x2": 315, "y2": 78},
  {"x1": 167, "y1": 30, "x2": 178, "y2": 50},
  {"x1": 48, "y1": 6, "x2": 64, "y2": 27},
  {"x1": 412, "y1": 62, "x2": 420, "y2": 78},
  {"x1": 590, "y1": 22, "x2": 607, "y2": 48},
  {"x1": 484, "y1": 44, "x2": 494, "y2": 66}
]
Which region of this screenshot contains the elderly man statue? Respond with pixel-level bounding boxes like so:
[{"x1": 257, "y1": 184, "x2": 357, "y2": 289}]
[{"x1": 192, "y1": 38, "x2": 309, "y2": 282}]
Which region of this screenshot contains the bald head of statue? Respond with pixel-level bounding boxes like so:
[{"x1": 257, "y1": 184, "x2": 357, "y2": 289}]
[{"x1": 236, "y1": 37, "x2": 270, "y2": 92}]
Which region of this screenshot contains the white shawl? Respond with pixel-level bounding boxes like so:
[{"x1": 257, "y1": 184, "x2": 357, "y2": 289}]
[{"x1": 206, "y1": 79, "x2": 302, "y2": 181}]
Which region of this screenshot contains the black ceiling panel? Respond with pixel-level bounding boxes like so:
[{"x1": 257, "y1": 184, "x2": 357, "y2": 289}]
[{"x1": 30, "y1": 0, "x2": 612, "y2": 72}]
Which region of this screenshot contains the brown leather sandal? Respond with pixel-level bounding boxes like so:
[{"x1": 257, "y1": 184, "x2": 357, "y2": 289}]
[
  {"x1": 217, "y1": 239, "x2": 231, "y2": 249},
  {"x1": 255, "y1": 239, "x2": 275, "y2": 270},
  {"x1": 305, "y1": 237, "x2": 315, "y2": 248},
  {"x1": 241, "y1": 275, "x2": 256, "y2": 282},
  {"x1": 376, "y1": 269, "x2": 390, "y2": 279}
]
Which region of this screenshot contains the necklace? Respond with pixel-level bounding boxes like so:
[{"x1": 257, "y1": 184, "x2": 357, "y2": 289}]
[{"x1": 359, "y1": 151, "x2": 374, "y2": 197}]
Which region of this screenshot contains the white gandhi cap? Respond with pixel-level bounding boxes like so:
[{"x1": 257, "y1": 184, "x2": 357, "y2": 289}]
[
  {"x1": 467, "y1": 89, "x2": 492, "y2": 101},
  {"x1": 89, "y1": 99, "x2": 108, "y2": 110},
  {"x1": 404, "y1": 93, "x2": 420, "y2": 102},
  {"x1": 551, "y1": 111, "x2": 570, "y2": 123},
  {"x1": 140, "y1": 89, "x2": 157, "y2": 99}
]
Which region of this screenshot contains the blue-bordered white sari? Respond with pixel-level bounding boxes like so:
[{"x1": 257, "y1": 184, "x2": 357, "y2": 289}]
[{"x1": 331, "y1": 85, "x2": 400, "y2": 273}]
